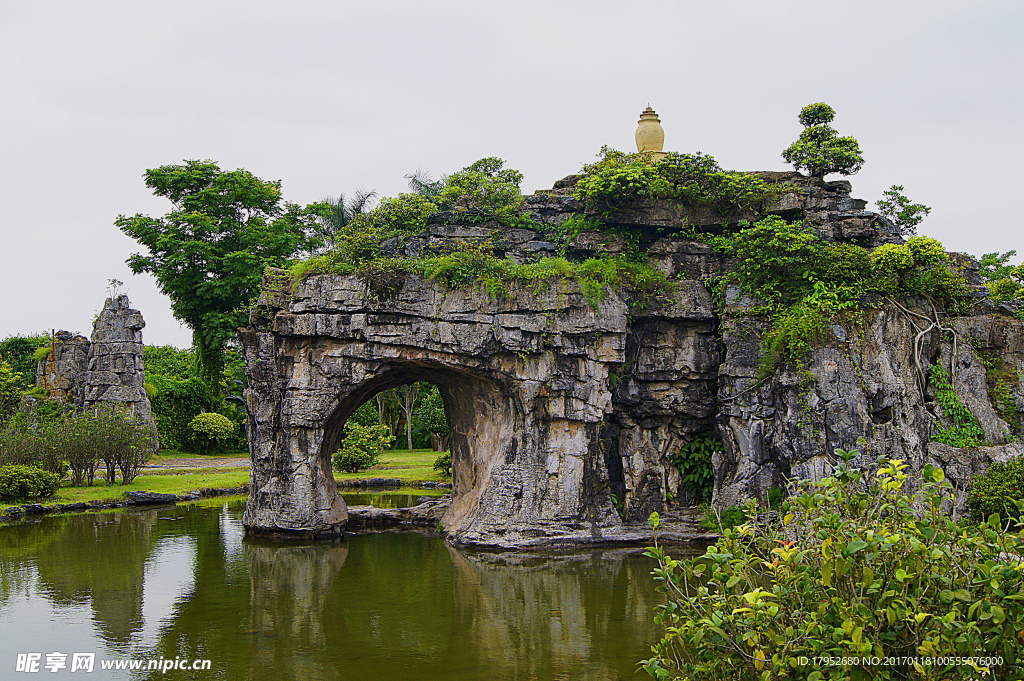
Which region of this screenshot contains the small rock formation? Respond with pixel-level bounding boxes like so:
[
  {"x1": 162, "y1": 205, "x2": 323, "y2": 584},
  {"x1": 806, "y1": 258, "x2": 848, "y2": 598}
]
[
  {"x1": 34, "y1": 295, "x2": 157, "y2": 441},
  {"x1": 240, "y1": 174, "x2": 1022, "y2": 547},
  {"x1": 35, "y1": 331, "x2": 90, "y2": 404}
]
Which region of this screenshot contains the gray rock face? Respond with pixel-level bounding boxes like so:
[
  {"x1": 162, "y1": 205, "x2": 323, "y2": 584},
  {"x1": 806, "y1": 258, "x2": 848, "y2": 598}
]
[
  {"x1": 715, "y1": 306, "x2": 1024, "y2": 512},
  {"x1": 35, "y1": 331, "x2": 90, "y2": 403},
  {"x1": 240, "y1": 174, "x2": 1023, "y2": 547}
]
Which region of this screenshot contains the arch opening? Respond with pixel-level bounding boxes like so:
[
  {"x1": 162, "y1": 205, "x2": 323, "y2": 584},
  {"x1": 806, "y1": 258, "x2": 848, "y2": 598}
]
[{"x1": 318, "y1": 361, "x2": 524, "y2": 535}]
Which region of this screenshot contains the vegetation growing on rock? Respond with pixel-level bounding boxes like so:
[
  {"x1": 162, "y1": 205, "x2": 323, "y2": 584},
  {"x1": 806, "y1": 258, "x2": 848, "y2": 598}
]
[
  {"x1": 572, "y1": 147, "x2": 789, "y2": 214},
  {"x1": 286, "y1": 156, "x2": 675, "y2": 309}
]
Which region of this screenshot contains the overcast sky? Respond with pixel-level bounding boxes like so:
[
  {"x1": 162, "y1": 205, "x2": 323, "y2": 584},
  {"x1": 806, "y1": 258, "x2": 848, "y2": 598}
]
[{"x1": 1, "y1": 1, "x2": 1021, "y2": 348}]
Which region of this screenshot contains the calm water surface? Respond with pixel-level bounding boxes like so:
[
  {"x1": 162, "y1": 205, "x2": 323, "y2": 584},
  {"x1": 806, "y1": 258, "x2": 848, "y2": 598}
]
[{"x1": 0, "y1": 497, "x2": 676, "y2": 680}]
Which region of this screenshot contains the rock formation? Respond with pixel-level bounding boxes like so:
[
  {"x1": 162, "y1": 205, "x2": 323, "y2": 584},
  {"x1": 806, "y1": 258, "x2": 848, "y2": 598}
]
[
  {"x1": 81, "y1": 295, "x2": 155, "y2": 425},
  {"x1": 35, "y1": 295, "x2": 157, "y2": 437},
  {"x1": 241, "y1": 175, "x2": 1023, "y2": 547},
  {"x1": 35, "y1": 331, "x2": 90, "y2": 404}
]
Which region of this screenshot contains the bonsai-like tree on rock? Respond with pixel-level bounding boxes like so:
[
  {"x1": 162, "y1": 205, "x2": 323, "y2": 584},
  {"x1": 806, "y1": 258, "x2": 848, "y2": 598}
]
[{"x1": 782, "y1": 102, "x2": 864, "y2": 178}]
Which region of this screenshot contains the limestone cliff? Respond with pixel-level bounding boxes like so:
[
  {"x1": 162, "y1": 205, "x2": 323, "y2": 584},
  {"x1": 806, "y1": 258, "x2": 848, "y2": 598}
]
[{"x1": 241, "y1": 175, "x2": 1022, "y2": 547}]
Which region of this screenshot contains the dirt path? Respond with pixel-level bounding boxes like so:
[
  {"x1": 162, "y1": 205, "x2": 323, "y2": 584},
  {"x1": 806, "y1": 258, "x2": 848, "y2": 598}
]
[{"x1": 143, "y1": 456, "x2": 250, "y2": 470}]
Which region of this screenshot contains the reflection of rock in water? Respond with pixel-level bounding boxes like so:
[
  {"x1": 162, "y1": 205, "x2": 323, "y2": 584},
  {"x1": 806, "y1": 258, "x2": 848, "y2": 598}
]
[
  {"x1": 34, "y1": 510, "x2": 158, "y2": 645},
  {"x1": 34, "y1": 509, "x2": 157, "y2": 643},
  {"x1": 447, "y1": 545, "x2": 661, "y2": 680},
  {"x1": 245, "y1": 540, "x2": 349, "y2": 681}
]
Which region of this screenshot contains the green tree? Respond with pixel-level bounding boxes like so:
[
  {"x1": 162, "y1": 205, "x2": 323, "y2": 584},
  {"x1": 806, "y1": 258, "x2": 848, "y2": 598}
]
[
  {"x1": 975, "y1": 251, "x2": 1024, "y2": 305},
  {"x1": 876, "y1": 185, "x2": 931, "y2": 237},
  {"x1": 116, "y1": 160, "x2": 318, "y2": 395},
  {"x1": 0, "y1": 334, "x2": 50, "y2": 390},
  {"x1": 782, "y1": 102, "x2": 864, "y2": 178},
  {"x1": 0, "y1": 360, "x2": 23, "y2": 428},
  {"x1": 978, "y1": 251, "x2": 1019, "y2": 282}
]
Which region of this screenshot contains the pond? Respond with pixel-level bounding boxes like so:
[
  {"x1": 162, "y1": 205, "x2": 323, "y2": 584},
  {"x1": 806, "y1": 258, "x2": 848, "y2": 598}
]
[{"x1": 0, "y1": 497, "x2": 683, "y2": 680}]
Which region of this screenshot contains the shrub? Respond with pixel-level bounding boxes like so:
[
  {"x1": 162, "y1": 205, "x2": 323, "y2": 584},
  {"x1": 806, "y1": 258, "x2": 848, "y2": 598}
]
[
  {"x1": 643, "y1": 449, "x2": 1024, "y2": 680},
  {"x1": 906, "y1": 236, "x2": 947, "y2": 267},
  {"x1": 0, "y1": 464, "x2": 62, "y2": 502},
  {"x1": 966, "y1": 457, "x2": 1024, "y2": 523},
  {"x1": 433, "y1": 451, "x2": 452, "y2": 477},
  {"x1": 574, "y1": 147, "x2": 785, "y2": 214},
  {"x1": 1, "y1": 405, "x2": 155, "y2": 486},
  {"x1": 93, "y1": 404, "x2": 157, "y2": 485},
  {"x1": 870, "y1": 242, "x2": 915, "y2": 276},
  {"x1": 351, "y1": 192, "x2": 438, "y2": 235},
  {"x1": 188, "y1": 412, "x2": 235, "y2": 456},
  {"x1": 434, "y1": 157, "x2": 527, "y2": 226},
  {"x1": 0, "y1": 413, "x2": 66, "y2": 475},
  {"x1": 332, "y1": 423, "x2": 394, "y2": 473}
]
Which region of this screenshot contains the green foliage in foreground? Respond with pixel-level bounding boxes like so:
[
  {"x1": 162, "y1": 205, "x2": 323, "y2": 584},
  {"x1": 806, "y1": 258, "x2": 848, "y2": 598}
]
[
  {"x1": 332, "y1": 423, "x2": 395, "y2": 473},
  {"x1": 967, "y1": 457, "x2": 1024, "y2": 523},
  {"x1": 697, "y1": 504, "x2": 748, "y2": 534},
  {"x1": 0, "y1": 464, "x2": 62, "y2": 502},
  {"x1": 643, "y1": 449, "x2": 1024, "y2": 680},
  {"x1": 573, "y1": 147, "x2": 789, "y2": 214}
]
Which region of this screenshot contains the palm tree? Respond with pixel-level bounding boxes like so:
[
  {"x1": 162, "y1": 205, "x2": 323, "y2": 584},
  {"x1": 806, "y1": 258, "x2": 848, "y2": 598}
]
[
  {"x1": 315, "y1": 189, "x2": 377, "y2": 251},
  {"x1": 404, "y1": 169, "x2": 444, "y2": 200}
]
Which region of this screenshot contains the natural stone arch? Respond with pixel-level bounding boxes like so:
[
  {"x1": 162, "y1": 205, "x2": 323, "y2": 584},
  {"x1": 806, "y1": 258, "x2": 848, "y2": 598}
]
[
  {"x1": 239, "y1": 271, "x2": 680, "y2": 547},
  {"x1": 317, "y1": 361, "x2": 526, "y2": 537}
]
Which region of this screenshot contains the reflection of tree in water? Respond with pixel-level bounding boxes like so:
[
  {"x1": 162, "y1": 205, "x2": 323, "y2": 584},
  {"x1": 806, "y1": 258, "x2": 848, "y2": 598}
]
[
  {"x1": 245, "y1": 540, "x2": 349, "y2": 681},
  {"x1": 31, "y1": 510, "x2": 159, "y2": 645},
  {"x1": 447, "y1": 546, "x2": 661, "y2": 680}
]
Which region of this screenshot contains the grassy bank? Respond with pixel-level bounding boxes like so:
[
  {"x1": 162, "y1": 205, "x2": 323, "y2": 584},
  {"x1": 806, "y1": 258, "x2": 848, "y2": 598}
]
[
  {"x1": 6, "y1": 449, "x2": 449, "y2": 507},
  {"x1": 50, "y1": 470, "x2": 250, "y2": 505}
]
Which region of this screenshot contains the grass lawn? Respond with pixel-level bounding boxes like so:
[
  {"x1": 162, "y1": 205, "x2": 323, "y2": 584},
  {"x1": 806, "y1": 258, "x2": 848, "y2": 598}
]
[
  {"x1": 5, "y1": 448, "x2": 450, "y2": 508},
  {"x1": 333, "y1": 448, "x2": 450, "y2": 485},
  {"x1": 47, "y1": 470, "x2": 250, "y2": 505}
]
